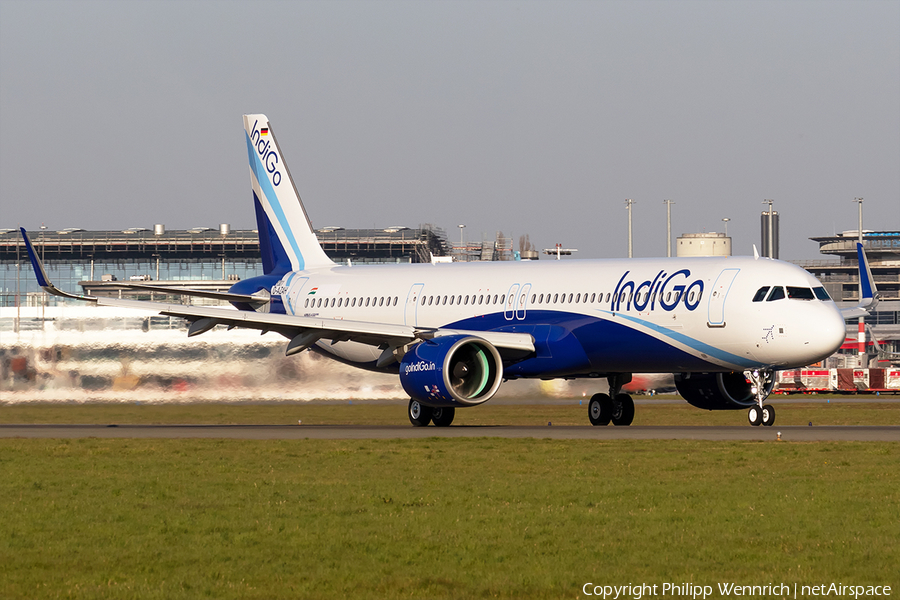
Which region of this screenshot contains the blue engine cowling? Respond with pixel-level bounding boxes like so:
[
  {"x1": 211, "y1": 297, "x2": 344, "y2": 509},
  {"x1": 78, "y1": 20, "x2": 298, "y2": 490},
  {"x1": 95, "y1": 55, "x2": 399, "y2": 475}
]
[
  {"x1": 399, "y1": 335, "x2": 504, "y2": 408},
  {"x1": 674, "y1": 372, "x2": 770, "y2": 410}
]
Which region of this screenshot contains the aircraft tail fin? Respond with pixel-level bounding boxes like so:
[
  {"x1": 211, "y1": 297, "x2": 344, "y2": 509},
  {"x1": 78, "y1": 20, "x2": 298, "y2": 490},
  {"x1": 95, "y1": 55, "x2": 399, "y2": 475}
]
[{"x1": 243, "y1": 114, "x2": 334, "y2": 275}]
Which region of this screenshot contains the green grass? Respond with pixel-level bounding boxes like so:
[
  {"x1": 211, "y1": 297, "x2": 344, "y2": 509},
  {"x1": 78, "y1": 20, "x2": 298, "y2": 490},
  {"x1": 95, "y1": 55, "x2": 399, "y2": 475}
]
[
  {"x1": 2, "y1": 398, "x2": 899, "y2": 426},
  {"x1": 1, "y1": 438, "x2": 898, "y2": 599}
]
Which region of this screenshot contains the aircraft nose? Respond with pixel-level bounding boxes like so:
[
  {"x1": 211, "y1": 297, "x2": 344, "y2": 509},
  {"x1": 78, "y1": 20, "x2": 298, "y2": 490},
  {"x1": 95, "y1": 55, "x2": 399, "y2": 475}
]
[{"x1": 816, "y1": 306, "x2": 847, "y2": 357}]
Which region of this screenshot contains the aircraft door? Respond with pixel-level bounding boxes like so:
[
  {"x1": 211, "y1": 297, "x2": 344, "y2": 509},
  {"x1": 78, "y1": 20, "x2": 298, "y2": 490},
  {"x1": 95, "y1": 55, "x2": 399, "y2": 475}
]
[
  {"x1": 405, "y1": 283, "x2": 424, "y2": 326},
  {"x1": 707, "y1": 268, "x2": 740, "y2": 326},
  {"x1": 516, "y1": 284, "x2": 532, "y2": 320},
  {"x1": 504, "y1": 284, "x2": 520, "y2": 320},
  {"x1": 285, "y1": 276, "x2": 309, "y2": 315}
]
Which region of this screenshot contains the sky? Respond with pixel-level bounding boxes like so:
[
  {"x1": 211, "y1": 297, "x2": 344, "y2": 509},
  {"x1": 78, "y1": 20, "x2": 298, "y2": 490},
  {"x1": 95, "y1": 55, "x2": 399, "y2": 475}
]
[{"x1": 1, "y1": 0, "x2": 898, "y2": 261}]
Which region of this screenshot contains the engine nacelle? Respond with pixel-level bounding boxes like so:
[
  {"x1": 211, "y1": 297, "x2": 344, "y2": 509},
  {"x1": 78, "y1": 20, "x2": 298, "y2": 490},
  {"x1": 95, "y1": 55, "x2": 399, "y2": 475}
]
[
  {"x1": 674, "y1": 372, "x2": 770, "y2": 410},
  {"x1": 399, "y1": 335, "x2": 503, "y2": 408}
]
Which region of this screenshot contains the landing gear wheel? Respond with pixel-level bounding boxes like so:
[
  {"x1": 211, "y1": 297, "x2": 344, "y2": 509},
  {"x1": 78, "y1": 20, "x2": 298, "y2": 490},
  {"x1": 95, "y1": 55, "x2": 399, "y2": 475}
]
[
  {"x1": 748, "y1": 405, "x2": 763, "y2": 426},
  {"x1": 588, "y1": 393, "x2": 612, "y2": 426},
  {"x1": 761, "y1": 404, "x2": 775, "y2": 427},
  {"x1": 408, "y1": 399, "x2": 433, "y2": 427},
  {"x1": 431, "y1": 407, "x2": 455, "y2": 427},
  {"x1": 611, "y1": 394, "x2": 635, "y2": 426}
]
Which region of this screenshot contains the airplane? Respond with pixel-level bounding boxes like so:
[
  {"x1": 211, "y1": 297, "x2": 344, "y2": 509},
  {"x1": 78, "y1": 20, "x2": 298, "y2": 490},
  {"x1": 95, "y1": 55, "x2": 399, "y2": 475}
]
[{"x1": 20, "y1": 114, "x2": 879, "y2": 427}]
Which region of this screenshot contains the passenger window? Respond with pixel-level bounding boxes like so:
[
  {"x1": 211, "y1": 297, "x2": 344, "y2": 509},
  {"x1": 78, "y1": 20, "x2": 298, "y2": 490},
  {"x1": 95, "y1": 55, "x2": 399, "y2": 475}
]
[
  {"x1": 553, "y1": 294, "x2": 558, "y2": 303},
  {"x1": 813, "y1": 287, "x2": 831, "y2": 301},
  {"x1": 752, "y1": 287, "x2": 770, "y2": 302},
  {"x1": 766, "y1": 287, "x2": 785, "y2": 301},
  {"x1": 590, "y1": 293, "x2": 596, "y2": 303},
  {"x1": 304, "y1": 299, "x2": 309, "y2": 308},
  {"x1": 493, "y1": 294, "x2": 499, "y2": 304},
  {"x1": 787, "y1": 287, "x2": 815, "y2": 300},
  {"x1": 567, "y1": 293, "x2": 573, "y2": 303},
  {"x1": 499, "y1": 294, "x2": 505, "y2": 305},
  {"x1": 531, "y1": 294, "x2": 536, "y2": 304},
  {"x1": 379, "y1": 297, "x2": 384, "y2": 306},
  {"x1": 421, "y1": 296, "x2": 426, "y2": 305},
  {"x1": 449, "y1": 295, "x2": 454, "y2": 305},
  {"x1": 575, "y1": 293, "x2": 581, "y2": 303},
  {"x1": 539, "y1": 293, "x2": 544, "y2": 303},
  {"x1": 464, "y1": 296, "x2": 469, "y2": 305}
]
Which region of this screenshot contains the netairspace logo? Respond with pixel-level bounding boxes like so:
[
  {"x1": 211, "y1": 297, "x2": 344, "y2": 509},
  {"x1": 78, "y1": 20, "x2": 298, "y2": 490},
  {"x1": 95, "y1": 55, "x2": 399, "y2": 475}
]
[{"x1": 581, "y1": 582, "x2": 893, "y2": 599}]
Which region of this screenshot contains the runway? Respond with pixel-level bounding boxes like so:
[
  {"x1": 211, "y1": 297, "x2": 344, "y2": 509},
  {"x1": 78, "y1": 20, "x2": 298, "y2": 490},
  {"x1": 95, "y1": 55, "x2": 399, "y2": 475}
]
[{"x1": 2, "y1": 424, "x2": 899, "y2": 441}]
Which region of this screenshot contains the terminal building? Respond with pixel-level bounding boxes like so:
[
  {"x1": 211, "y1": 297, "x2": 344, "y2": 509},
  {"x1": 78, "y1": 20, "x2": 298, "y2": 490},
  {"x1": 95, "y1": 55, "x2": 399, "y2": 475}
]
[
  {"x1": 795, "y1": 230, "x2": 900, "y2": 368},
  {"x1": 0, "y1": 224, "x2": 452, "y2": 307}
]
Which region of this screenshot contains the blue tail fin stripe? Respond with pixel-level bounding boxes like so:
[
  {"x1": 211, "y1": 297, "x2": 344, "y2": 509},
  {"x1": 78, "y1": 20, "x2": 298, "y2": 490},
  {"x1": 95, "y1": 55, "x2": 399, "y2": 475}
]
[
  {"x1": 253, "y1": 193, "x2": 293, "y2": 275},
  {"x1": 246, "y1": 132, "x2": 305, "y2": 271}
]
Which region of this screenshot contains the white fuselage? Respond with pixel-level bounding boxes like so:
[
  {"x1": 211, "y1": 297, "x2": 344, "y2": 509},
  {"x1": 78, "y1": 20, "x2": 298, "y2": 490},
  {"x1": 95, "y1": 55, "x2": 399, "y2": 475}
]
[{"x1": 268, "y1": 255, "x2": 846, "y2": 376}]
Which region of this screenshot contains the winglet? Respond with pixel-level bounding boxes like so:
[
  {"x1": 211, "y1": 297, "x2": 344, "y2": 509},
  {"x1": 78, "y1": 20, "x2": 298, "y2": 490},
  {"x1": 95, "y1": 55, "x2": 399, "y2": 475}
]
[
  {"x1": 840, "y1": 242, "x2": 879, "y2": 318},
  {"x1": 856, "y1": 242, "x2": 877, "y2": 301},
  {"x1": 19, "y1": 228, "x2": 94, "y2": 302}
]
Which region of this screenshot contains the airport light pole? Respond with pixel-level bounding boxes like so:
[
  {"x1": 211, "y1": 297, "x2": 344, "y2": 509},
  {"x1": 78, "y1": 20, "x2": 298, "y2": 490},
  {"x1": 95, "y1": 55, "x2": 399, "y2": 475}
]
[
  {"x1": 722, "y1": 217, "x2": 730, "y2": 237},
  {"x1": 854, "y1": 198, "x2": 865, "y2": 366},
  {"x1": 625, "y1": 199, "x2": 636, "y2": 258},
  {"x1": 458, "y1": 224, "x2": 465, "y2": 261},
  {"x1": 663, "y1": 199, "x2": 674, "y2": 257}
]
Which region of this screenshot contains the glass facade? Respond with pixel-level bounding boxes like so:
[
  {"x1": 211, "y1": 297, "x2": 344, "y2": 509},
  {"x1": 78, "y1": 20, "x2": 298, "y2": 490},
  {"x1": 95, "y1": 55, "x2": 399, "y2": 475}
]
[{"x1": 1, "y1": 258, "x2": 265, "y2": 307}]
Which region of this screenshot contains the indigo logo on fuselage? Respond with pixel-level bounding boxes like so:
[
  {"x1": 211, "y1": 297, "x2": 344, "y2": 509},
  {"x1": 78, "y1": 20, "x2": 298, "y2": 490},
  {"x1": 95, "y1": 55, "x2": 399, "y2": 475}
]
[
  {"x1": 250, "y1": 120, "x2": 282, "y2": 186},
  {"x1": 611, "y1": 269, "x2": 704, "y2": 312}
]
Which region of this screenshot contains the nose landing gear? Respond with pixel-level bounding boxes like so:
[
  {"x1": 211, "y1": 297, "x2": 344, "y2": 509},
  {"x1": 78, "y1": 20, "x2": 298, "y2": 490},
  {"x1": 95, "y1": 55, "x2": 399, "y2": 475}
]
[{"x1": 746, "y1": 369, "x2": 776, "y2": 427}]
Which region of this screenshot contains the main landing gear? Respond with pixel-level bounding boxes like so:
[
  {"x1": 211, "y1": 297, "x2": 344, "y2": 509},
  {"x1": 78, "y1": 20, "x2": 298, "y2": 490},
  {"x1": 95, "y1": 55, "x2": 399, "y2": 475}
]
[
  {"x1": 588, "y1": 374, "x2": 635, "y2": 426},
  {"x1": 408, "y1": 399, "x2": 455, "y2": 427},
  {"x1": 746, "y1": 369, "x2": 776, "y2": 427}
]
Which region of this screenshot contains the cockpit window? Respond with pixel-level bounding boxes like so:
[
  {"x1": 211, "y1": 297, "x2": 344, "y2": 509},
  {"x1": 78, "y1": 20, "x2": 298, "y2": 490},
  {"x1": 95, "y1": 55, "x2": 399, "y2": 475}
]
[
  {"x1": 813, "y1": 287, "x2": 831, "y2": 301},
  {"x1": 766, "y1": 286, "x2": 785, "y2": 301},
  {"x1": 787, "y1": 286, "x2": 815, "y2": 300},
  {"x1": 752, "y1": 287, "x2": 770, "y2": 302}
]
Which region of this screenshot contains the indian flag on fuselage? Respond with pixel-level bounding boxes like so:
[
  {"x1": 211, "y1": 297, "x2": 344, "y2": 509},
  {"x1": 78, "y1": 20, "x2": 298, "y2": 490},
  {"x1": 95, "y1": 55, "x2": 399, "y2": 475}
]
[{"x1": 243, "y1": 114, "x2": 334, "y2": 276}]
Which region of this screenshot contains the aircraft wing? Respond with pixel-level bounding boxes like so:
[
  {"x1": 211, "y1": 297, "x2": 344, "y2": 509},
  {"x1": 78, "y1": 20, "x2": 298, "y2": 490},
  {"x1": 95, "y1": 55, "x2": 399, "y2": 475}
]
[
  {"x1": 19, "y1": 228, "x2": 534, "y2": 361},
  {"x1": 839, "y1": 242, "x2": 879, "y2": 319},
  {"x1": 100, "y1": 282, "x2": 270, "y2": 306}
]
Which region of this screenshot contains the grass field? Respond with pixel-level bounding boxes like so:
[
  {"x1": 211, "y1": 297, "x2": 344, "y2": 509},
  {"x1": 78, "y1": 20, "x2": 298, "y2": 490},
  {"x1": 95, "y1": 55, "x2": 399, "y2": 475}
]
[
  {"x1": 1, "y1": 402, "x2": 898, "y2": 599},
  {"x1": 2, "y1": 397, "x2": 899, "y2": 426}
]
